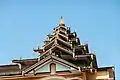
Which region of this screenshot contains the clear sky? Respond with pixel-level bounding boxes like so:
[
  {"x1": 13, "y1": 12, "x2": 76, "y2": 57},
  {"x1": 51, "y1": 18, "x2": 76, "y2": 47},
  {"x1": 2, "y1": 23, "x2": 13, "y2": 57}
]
[{"x1": 0, "y1": 0, "x2": 119, "y2": 79}]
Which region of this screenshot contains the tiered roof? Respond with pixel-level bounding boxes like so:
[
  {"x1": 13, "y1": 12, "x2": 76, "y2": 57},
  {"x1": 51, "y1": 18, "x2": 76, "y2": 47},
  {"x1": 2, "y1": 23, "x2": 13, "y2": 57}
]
[
  {"x1": 34, "y1": 16, "x2": 97, "y2": 68},
  {"x1": 0, "y1": 17, "x2": 114, "y2": 78}
]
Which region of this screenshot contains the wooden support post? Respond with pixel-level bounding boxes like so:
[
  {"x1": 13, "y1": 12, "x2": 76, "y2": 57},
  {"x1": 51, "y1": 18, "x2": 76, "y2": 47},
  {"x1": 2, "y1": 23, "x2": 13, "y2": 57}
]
[
  {"x1": 78, "y1": 66, "x2": 81, "y2": 72},
  {"x1": 73, "y1": 48, "x2": 75, "y2": 58},
  {"x1": 50, "y1": 63, "x2": 56, "y2": 75},
  {"x1": 50, "y1": 49, "x2": 52, "y2": 55},
  {"x1": 22, "y1": 71, "x2": 25, "y2": 76}
]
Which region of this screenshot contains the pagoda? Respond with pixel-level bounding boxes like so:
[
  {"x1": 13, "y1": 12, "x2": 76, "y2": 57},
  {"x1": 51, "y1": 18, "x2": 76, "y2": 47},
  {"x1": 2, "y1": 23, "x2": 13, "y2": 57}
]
[{"x1": 0, "y1": 17, "x2": 115, "y2": 80}]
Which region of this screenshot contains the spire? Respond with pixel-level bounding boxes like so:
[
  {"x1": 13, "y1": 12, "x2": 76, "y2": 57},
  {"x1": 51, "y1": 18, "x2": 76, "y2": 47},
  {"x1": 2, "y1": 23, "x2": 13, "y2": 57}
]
[{"x1": 59, "y1": 16, "x2": 65, "y2": 26}]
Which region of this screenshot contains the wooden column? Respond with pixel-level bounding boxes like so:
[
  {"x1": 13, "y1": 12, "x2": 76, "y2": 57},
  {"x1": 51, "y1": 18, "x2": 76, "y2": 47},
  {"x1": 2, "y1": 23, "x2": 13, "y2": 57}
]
[{"x1": 50, "y1": 63, "x2": 56, "y2": 74}]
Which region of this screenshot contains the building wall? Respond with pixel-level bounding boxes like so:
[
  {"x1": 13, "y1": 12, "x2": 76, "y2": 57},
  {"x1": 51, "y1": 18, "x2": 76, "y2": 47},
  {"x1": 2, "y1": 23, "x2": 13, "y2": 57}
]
[
  {"x1": 0, "y1": 70, "x2": 114, "y2": 80},
  {"x1": 87, "y1": 70, "x2": 113, "y2": 80},
  {"x1": 0, "y1": 72, "x2": 84, "y2": 80}
]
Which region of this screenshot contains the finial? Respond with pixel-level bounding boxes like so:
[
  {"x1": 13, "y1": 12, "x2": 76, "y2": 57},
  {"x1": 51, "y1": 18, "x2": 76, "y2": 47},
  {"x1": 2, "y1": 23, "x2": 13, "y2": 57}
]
[
  {"x1": 61, "y1": 16, "x2": 63, "y2": 19},
  {"x1": 59, "y1": 16, "x2": 65, "y2": 26}
]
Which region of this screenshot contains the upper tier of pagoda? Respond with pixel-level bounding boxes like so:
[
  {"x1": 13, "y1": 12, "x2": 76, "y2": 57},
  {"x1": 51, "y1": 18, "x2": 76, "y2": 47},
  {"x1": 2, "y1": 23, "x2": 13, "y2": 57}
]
[{"x1": 33, "y1": 17, "x2": 97, "y2": 68}]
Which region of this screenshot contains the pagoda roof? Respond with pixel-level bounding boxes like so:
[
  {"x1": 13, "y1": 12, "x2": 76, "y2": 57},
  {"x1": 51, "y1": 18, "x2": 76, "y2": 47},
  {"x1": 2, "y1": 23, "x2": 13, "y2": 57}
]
[{"x1": 0, "y1": 17, "x2": 115, "y2": 80}]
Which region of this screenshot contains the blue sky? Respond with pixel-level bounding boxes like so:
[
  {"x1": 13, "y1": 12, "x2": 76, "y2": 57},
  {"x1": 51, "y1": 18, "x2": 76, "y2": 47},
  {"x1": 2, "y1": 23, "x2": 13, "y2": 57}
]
[{"x1": 0, "y1": 0, "x2": 119, "y2": 79}]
